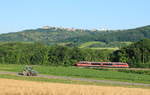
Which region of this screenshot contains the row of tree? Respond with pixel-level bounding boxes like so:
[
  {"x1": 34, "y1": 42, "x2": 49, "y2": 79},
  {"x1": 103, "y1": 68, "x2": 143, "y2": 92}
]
[
  {"x1": 0, "y1": 39, "x2": 150, "y2": 68},
  {"x1": 0, "y1": 42, "x2": 111, "y2": 66}
]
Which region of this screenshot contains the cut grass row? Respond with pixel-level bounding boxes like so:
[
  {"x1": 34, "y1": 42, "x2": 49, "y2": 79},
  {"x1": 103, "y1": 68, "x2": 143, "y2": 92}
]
[
  {"x1": 0, "y1": 74, "x2": 149, "y2": 89},
  {"x1": 0, "y1": 64, "x2": 150, "y2": 84},
  {"x1": 94, "y1": 68, "x2": 150, "y2": 75}
]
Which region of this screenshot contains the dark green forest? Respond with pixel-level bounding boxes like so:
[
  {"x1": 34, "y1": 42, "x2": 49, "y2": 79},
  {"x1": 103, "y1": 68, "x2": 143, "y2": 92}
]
[
  {"x1": 0, "y1": 42, "x2": 111, "y2": 66},
  {"x1": 0, "y1": 39, "x2": 150, "y2": 68},
  {"x1": 111, "y1": 39, "x2": 150, "y2": 68}
]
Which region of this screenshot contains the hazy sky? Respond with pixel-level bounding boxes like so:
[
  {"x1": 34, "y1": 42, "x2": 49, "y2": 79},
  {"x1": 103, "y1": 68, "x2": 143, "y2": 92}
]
[{"x1": 0, "y1": 0, "x2": 150, "y2": 33}]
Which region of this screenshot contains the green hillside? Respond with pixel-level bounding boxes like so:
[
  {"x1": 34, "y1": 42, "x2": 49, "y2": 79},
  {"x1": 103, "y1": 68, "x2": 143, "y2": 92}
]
[
  {"x1": 0, "y1": 25, "x2": 150, "y2": 47},
  {"x1": 79, "y1": 41, "x2": 105, "y2": 48},
  {"x1": 79, "y1": 41, "x2": 133, "y2": 49}
]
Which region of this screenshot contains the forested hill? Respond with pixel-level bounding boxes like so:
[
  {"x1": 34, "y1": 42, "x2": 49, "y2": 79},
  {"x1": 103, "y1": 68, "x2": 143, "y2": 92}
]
[{"x1": 0, "y1": 25, "x2": 150, "y2": 45}]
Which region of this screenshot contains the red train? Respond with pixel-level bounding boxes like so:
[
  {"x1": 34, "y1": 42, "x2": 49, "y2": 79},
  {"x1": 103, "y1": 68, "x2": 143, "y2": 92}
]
[{"x1": 74, "y1": 61, "x2": 129, "y2": 68}]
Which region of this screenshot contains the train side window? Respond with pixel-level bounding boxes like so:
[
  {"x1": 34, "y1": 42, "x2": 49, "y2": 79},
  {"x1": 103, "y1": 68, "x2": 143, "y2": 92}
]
[
  {"x1": 91, "y1": 63, "x2": 101, "y2": 65},
  {"x1": 83, "y1": 63, "x2": 87, "y2": 64},
  {"x1": 113, "y1": 64, "x2": 124, "y2": 65},
  {"x1": 79, "y1": 63, "x2": 88, "y2": 64},
  {"x1": 103, "y1": 63, "x2": 112, "y2": 65}
]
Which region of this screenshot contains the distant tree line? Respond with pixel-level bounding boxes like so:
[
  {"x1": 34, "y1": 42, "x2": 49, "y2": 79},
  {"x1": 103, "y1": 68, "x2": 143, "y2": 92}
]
[
  {"x1": 62, "y1": 25, "x2": 150, "y2": 44},
  {"x1": 0, "y1": 38, "x2": 150, "y2": 68},
  {"x1": 0, "y1": 42, "x2": 111, "y2": 66}
]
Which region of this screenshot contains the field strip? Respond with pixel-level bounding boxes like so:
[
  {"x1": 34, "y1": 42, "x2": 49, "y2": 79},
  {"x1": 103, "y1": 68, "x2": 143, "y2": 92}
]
[
  {"x1": 0, "y1": 71, "x2": 150, "y2": 87},
  {"x1": 0, "y1": 78, "x2": 150, "y2": 95}
]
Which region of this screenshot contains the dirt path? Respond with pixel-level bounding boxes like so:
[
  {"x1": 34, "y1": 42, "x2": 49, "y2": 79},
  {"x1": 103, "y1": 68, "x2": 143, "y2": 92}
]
[{"x1": 0, "y1": 71, "x2": 150, "y2": 87}]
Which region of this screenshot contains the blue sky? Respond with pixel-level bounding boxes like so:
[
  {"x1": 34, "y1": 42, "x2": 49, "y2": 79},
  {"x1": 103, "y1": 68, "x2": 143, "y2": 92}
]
[{"x1": 0, "y1": 0, "x2": 150, "y2": 33}]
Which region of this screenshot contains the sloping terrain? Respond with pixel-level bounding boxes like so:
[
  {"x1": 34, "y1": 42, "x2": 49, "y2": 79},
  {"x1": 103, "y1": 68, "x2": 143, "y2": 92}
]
[
  {"x1": 0, "y1": 25, "x2": 150, "y2": 46},
  {"x1": 79, "y1": 41, "x2": 133, "y2": 48}
]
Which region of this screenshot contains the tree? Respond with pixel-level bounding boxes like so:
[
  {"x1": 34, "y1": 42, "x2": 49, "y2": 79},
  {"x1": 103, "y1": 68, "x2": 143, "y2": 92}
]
[{"x1": 111, "y1": 39, "x2": 150, "y2": 68}]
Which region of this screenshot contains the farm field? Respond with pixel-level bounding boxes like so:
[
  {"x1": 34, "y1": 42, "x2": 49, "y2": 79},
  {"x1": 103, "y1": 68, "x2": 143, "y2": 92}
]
[
  {"x1": 79, "y1": 41, "x2": 132, "y2": 50},
  {"x1": 79, "y1": 41, "x2": 105, "y2": 48},
  {"x1": 2, "y1": 74, "x2": 146, "y2": 88},
  {"x1": 0, "y1": 64, "x2": 150, "y2": 84},
  {"x1": 0, "y1": 78, "x2": 150, "y2": 95},
  {"x1": 79, "y1": 41, "x2": 119, "y2": 50},
  {"x1": 89, "y1": 47, "x2": 119, "y2": 50}
]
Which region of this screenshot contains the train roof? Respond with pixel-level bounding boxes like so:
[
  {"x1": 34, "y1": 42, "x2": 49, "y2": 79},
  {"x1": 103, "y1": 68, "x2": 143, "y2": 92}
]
[{"x1": 78, "y1": 61, "x2": 127, "y2": 64}]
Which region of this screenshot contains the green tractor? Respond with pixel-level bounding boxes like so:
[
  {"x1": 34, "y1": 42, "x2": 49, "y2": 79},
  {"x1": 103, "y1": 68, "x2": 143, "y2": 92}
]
[{"x1": 18, "y1": 66, "x2": 38, "y2": 76}]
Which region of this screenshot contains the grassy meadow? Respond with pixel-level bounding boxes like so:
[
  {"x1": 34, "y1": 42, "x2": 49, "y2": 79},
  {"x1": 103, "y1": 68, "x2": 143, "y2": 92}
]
[
  {"x1": 89, "y1": 47, "x2": 119, "y2": 50},
  {"x1": 0, "y1": 64, "x2": 150, "y2": 84},
  {"x1": 79, "y1": 41, "x2": 105, "y2": 48},
  {"x1": 78, "y1": 41, "x2": 134, "y2": 50}
]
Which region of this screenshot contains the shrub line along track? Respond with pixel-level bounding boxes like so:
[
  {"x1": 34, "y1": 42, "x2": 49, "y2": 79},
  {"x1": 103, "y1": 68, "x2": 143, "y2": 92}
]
[{"x1": 0, "y1": 71, "x2": 150, "y2": 87}]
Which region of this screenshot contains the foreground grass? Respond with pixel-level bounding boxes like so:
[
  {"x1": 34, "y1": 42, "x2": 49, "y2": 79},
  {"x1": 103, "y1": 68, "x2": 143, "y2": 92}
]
[
  {"x1": 0, "y1": 74, "x2": 149, "y2": 89},
  {"x1": 0, "y1": 64, "x2": 150, "y2": 84},
  {"x1": 0, "y1": 74, "x2": 101, "y2": 85},
  {"x1": 1, "y1": 78, "x2": 150, "y2": 95}
]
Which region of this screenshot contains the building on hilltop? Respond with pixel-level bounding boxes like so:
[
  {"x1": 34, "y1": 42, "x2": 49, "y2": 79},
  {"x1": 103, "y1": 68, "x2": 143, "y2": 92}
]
[{"x1": 42, "y1": 26, "x2": 51, "y2": 29}]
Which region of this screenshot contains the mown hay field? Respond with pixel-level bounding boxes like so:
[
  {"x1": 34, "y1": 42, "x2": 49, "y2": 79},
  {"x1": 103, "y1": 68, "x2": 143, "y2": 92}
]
[{"x1": 0, "y1": 78, "x2": 150, "y2": 95}]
